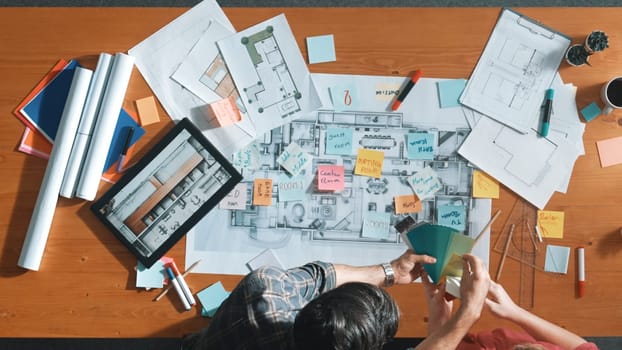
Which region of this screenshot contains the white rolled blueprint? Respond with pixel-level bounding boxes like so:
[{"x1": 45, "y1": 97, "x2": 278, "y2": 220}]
[
  {"x1": 18, "y1": 66, "x2": 93, "y2": 271},
  {"x1": 76, "y1": 53, "x2": 135, "y2": 201},
  {"x1": 60, "y1": 53, "x2": 113, "y2": 198}
]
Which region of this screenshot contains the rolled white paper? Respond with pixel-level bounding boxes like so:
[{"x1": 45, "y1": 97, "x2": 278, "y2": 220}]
[
  {"x1": 76, "y1": 53, "x2": 135, "y2": 201},
  {"x1": 18, "y1": 67, "x2": 93, "y2": 271},
  {"x1": 60, "y1": 53, "x2": 113, "y2": 198}
]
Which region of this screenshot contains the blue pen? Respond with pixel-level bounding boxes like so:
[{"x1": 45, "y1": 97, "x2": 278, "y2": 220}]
[{"x1": 541, "y1": 89, "x2": 554, "y2": 137}]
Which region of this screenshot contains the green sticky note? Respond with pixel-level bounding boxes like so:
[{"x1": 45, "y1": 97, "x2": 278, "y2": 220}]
[
  {"x1": 362, "y1": 211, "x2": 391, "y2": 239},
  {"x1": 198, "y1": 281, "x2": 231, "y2": 318},
  {"x1": 325, "y1": 127, "x2": 353, "y2": 155},
  {"x1": 437, "y1": 79, "x2": 466, "y2": 108},
  {"x1": 406, "y1": 133, "x2": 435, "y2": 160},
  {"x1": 581, "y1": 102, "x2": 601, "y2": 122},
  {"x1": 545, "y1": 245, "x2": 570, "y2": 274},
  {"x1": 136, "y1": 260, "x2": 165, "y2": 289},
  {"x1": 437, "y1": 205, "x2": 467, "y2": 231},
  {"x1": 307, "y1": 34, "x2": 336, "y2": 64}
]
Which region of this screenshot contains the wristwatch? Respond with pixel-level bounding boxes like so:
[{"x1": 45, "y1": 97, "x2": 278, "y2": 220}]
[{"x1": 381, "y1": 262, "x2": 395, "y2": 287}]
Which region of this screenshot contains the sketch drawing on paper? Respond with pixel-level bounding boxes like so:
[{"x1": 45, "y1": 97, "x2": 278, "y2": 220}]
[
  {"x1": 199, "y1": 54, "x2": 247, "y2": 113},
  {"x1": 239, "y1": 25, "x2": 301, "y2": 118}
]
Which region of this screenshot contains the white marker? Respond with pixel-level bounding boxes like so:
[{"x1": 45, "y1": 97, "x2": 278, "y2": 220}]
[
  {"x1": 577, "y1": 247, "x2": 585, "y2": 298},
  {"x1": 168, "y1": 262, "x2": 196, "y2": 306},
  {"x1": 166, "y1": 267, "x2": 191, "y2": 311}
]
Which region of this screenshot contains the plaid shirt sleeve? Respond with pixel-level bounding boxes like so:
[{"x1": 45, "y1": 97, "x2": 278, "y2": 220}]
[{"x1": 182, "y1": 261, "x2": 336, "y2": 350}]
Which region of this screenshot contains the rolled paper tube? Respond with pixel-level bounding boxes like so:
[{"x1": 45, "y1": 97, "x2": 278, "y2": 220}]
[
  {"x1": 76, "y1": 53, "x2": 135, "y2": 201},
  {"x1": 18, "y1": 67, "x2": 93, "y2": 271}
]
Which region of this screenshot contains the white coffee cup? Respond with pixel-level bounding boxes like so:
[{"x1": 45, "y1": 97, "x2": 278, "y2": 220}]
[{"x1": 601, "y1": 76, "x2": 622, "y2": 114}]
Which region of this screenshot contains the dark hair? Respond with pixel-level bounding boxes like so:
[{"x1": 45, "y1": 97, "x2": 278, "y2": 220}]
[{"x1": 293, "y1": 282, "x2": 399, "y2": 350}]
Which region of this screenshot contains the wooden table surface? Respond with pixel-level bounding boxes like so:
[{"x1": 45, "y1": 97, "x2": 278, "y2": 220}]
[{"x1": 0, "y1": 7, "x2": 621, "y2": 339}]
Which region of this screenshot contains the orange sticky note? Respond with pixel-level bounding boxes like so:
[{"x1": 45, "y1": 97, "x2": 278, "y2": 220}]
[
  {"x1": 596, "y1": 136, "x2": 622, "y2": 167},
  {"x1": 394, "y1": 194, "x2": 422, "y2": 214},
  {"x1": 253, "y1": 179, "x2": 273, "y2": 206},
  {"x1": 135, "y1": 96, "x2": 160, "y2": 126},
  {"x1": 318, "y1": 165, "x2": 344, "y2": 191},
  {"x1": 208, "y1": 96, "x2": 242, "y2": 127},
  {"x1": 472, "y1": 170, "x2": 500, "y2": 199},
  {"x1": 354, "y1": 148, "x2": 384, "y2": 178},
  {"x1": 537, "y1": 210, "x2": 565, "y2": 238}
]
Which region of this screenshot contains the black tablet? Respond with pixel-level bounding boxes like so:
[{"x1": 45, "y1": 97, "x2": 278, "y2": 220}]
[{"x1": 91, "y1": 118, "x2": 242, "y2": 267}]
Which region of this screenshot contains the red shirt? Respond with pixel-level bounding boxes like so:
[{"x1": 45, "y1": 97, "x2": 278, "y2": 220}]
[{"x1": 457, "y1": 328, "x2": 599, "y2": 350}]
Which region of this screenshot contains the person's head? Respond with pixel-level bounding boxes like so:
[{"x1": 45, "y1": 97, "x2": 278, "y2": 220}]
[{"x1": 293, "y1": 282, "x2": 399, "y2": 350}]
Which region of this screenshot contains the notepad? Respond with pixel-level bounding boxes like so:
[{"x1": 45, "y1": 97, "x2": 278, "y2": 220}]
[
  {"x1": 544, "y1": 245, "x2": 570, "y2": 274},
  {"x1": 306, "y1": 34, "x2": 336, "y2": 64}
]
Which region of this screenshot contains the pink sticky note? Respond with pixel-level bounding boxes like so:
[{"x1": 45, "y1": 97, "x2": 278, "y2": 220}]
[
  {"x1": 318, "y1": 165, "x2": 344, "y2": 191},
  {"x1": 208, "y1": 96, "x2": 242, "y2": 127},
  {"x1": 597, "y1": 136, "x2": 622, "y2": 167}
]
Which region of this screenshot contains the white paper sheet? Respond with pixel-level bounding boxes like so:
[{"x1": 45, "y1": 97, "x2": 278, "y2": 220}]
[
  {"x1": 460, "y1": 8, "x2": 571, "y2": 134},
  {"x1": 18, "y1": 67, "x2": 93, "y2": 271},
  {"x1": 128, "y1": 0, "x2": 252, "y2": 157},
  {"x1": 216, "y1": 14, "x2": 322, "y2": 137}
]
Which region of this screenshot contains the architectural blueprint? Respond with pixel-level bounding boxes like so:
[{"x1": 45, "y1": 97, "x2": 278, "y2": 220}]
[
  {"x1": 216, "y1": 14, "x2": 321, "y2": 138},
  {"x1": 459, "y1": 8, "x2": 571, "y2": 134},
  {"x1": 186, "y1": 74, "x2": 492, "y2": 275}
]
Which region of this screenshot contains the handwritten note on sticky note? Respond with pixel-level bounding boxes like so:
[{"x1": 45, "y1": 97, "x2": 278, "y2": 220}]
[
  {"x1": 277, "y1": 142, "x2": 311, "y2": 176},
  {"x1": 362, "y1": 211, "x2": 391, "y2": 239},
  {"x1": 406, "y1": 133, "x2": 435, "y2": 160},
  {"x1": 472, "y1": 170, "x2": 500, "y2": 199},
  {"x1": 197, "y1": 281, "x2": 231, "y2": 318},
  {"x1": 278, "y1": 174, "x2": 307, "y2": 202},
  {"x1": 438, "y1": 205, "x2": 467, "y2": 231},
  {"x1": 330, "y1": 85, "x2": 359, "y2": 111},
  {"x1": 437, "y1": 79, "x2": 466, "y2": 108},
  {"x1": 394, "y1": 194, "x2": 422, "y2": 214},
  {"x1": 537, "y1": 210, "x2": 565, "y2": 238},
  {"x1": 374, "y1": 83, "x2": 401, "y2": 102},
  {"x1": 596, "y1": 136, "x2": 622, "y2": 167},
  {"x1": 253, "y1": 179, "x2": 273, "y2": 206},
  {"x1": 354, "y1": 148, "x2": 384, "y2": 178},
  {"x1": 208, "y1": 95, "x2": 242, "y2": 127},
  {"x1": 318, "y1": 165, "x2": 345, "y2": 191},
  {"x1": 325, "y1": 127, "x2": 353, "y2": 155},
  {"x1": 219, "y1": 183, "x2": 248, "y2": 210},
  {"x1": 136, "y1": 260, "x2": 165, "y2": 289},
  {"x1": 408, "y1": 167, "x2": 442, "y2": 200},
  {"x1": 135, "y1": 96, "x2": 160, "y2": 126},
  {"x1": 233, "y1": 143, "x2": 260, "y2": 170}
]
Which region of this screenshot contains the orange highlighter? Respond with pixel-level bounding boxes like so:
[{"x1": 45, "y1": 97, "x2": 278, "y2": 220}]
[
  {"x1": 577, "y1": 246, "x2": 585, "y2": 298},
  {"x1": 391, "y1": 69, "x2": 423, "y2": 111}
]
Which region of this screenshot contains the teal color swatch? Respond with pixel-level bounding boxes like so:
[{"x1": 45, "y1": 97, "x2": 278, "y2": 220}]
[
  {"x1": 437, "y1": 79, "x2": 467, "y2": 108},
  {"x1": 325, "y1": 127, "x2": 353, "y2": 155},
  {"x1": 406, "y1": 133, "x2": 435, "y2": 160}
]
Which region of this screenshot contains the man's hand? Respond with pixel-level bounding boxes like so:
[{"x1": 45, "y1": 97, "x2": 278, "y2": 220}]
[
  {"x1": 457, "y1": 254, "x2": 490, "y2": 320},
  {"x1": 422, "y1": 271, "x2": 453, "y2": 335},
  {"x1": 390, "y1": 249, "x2": 437, "y2": 285}
]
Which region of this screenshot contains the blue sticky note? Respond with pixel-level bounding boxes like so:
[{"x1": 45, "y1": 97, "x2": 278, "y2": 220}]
[
  {"x1": 437, "y1": 205, "x2": 467, "y2": 231},
  {"x1": 306, "y1": 34, "x2": 336, "y2": 64},
  {"x1": 544, "y1": 245, "x2": 570, "y2": 274},
  {"x1": 330, "y1": 84, "x2": 359, "y2": 111},
  {"x1": 277, "y1": 173, "x2": 307, "y2": 202},
  {"x1": 325, "y1": 127, "x2": 353, "y2": 155},
  {"x1": 581, "y1": 102, "x2": 602, "y2": 122},
  {"x1": 136, "y1": 260, "x2": 165, "y2": 289},
  {"x1": 406, "y1": 133, "x2": 435, "y2": 160},
  {"x1": 198, "y1": 281, "x2": 231, "y2": 318},
  {"x1": 437, "y1": 79, "x2": 467, "y2": 108},
  {"x1": 362, "y1": 211, "x2": 391, "y2": 239}
]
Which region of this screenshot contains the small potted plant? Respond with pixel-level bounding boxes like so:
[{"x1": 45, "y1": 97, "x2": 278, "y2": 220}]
[
  {"x1": 565, "y1": 44, "x2": 590, "y2": 66},
  {"x1": 585, "y1": 30, "x2": 609, "y2": 54}
]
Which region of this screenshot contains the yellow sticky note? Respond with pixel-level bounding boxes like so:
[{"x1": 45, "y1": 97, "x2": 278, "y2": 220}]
[
  {"x1": 135, "y1": 96, "x2": 160, "y2": 126},
  {"x1": 208, "y1": 96, "x2": 242, "y2": 127},
  {"x1": 394, "y1": 194, "x2": 422, "y2": 214},
  {"x1": 537, "y1": 210, "x2": 565, "y2": 238},
  {"x1": 472, "y1": 170, "x2": 500, "y2": 199},
  {"x1": 354, "y1": 148, "x2": 384, "y2": 178},
  {"x1": 253, "y1": 179, "x2": 273, "y2": 206}
]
